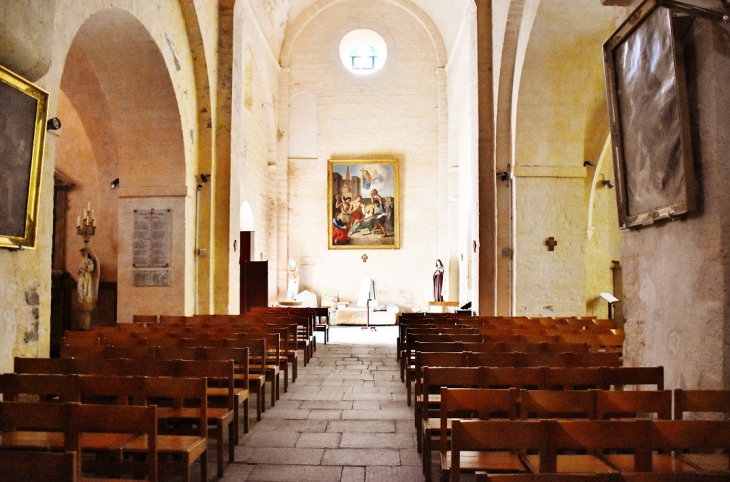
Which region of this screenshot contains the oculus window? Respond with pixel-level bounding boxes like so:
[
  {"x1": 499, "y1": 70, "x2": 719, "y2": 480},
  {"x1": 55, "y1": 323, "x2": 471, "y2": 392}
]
[{"x1": 339, "y1": 29, "x2": 387, "y2": 75}]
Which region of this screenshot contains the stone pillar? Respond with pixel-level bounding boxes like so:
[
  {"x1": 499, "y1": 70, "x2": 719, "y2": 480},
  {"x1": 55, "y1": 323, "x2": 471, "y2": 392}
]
[
  {"x1": 211, "y1": 0, "x2": 236, "y2": 313},
  {"x1": 476, "y1": 0, "x2": 497, "y2": 315}
]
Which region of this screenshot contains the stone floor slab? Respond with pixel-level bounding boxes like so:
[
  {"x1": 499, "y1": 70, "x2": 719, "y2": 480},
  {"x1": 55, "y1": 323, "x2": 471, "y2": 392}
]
[{"x1": 321, "y1": 448, "x2": 401, "y2": 466}]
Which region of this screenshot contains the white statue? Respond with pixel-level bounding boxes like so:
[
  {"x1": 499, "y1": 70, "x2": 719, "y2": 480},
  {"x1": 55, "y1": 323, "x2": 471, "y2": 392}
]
[
  {"x1": 77, "y1": 249, "x2": 100, "y2": 304},
  {"x1": 76, "y1": 248, "x2": 100, "y2": 330},
  {"x1": 286, "y1": 258, "x2": 299, "y2": 300}
]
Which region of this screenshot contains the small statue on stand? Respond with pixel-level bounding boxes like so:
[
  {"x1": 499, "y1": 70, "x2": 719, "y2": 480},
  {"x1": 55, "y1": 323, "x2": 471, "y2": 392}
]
[
  {"x1": 433, "y1": 259, "x2": 444, "y2": 302},
  {"x1": 76, "y1": 203, "x2": 99, "y2": 330},
  {"x1": 286, "y1": 258, "x2": 299, "y2": 301}
]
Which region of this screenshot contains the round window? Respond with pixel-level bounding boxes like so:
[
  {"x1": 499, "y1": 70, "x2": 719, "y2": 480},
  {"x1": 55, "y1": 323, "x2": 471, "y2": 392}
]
[{"x1": 339, "y1": 29, "x2": 387, "y2": 75}]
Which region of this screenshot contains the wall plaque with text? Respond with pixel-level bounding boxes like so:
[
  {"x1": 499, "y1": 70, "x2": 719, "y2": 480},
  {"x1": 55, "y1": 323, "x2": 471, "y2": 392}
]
[{"x1": 133, "y1": 209, "x2": 171, "y2": 268}]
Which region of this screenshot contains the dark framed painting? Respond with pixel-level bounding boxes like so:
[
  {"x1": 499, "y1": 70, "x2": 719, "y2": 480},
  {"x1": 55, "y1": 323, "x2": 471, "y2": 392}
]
[
  {"x1": 328, "y1": 159, "x2": 399, "y2": 249},
  {"x1": 0, "y1": 64, "x2": 48, "y2": 248},
  {"x1": 603, "y1": 0, "x2": 696, "y2": 229}
]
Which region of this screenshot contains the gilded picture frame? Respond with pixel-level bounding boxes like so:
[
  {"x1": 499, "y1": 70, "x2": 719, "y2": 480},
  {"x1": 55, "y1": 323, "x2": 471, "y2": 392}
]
[
  {"x1": 0, "y1": 64, "x2": 48, "y2": 248},
  {"x1": 603, "y1": 0, "x2": 696, "y2": 229},
  {"x1": 328, "y1": 159, "x2": 399, "y2": 249}
]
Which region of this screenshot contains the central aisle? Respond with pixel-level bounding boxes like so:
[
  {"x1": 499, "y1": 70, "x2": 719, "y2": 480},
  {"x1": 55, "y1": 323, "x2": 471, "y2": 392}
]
[{"x1": 220, "y1": 325, "x2": 425, "y2": 482}]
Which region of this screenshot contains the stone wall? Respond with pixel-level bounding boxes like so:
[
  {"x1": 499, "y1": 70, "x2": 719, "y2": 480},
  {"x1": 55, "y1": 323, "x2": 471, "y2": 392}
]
[{"x1": 621, "y1": 16, "x2": 730, "y2": 390}]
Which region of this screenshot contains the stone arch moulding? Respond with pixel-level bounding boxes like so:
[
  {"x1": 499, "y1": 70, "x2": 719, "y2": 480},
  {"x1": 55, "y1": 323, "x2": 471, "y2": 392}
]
[
  {"x1": 58, "y1": 7, "x2": 189, "y2": 323},
  {"x1": 280, "y1": 0, "x2": 448, "y2": 69}
]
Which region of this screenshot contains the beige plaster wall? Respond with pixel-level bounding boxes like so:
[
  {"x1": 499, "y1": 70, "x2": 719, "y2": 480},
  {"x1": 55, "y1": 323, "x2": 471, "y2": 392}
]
[
  {"x1": 283, "y1": 1, "x2": 442, "y2": 310},
  {"x1": 621, "y1": 17, "x2": 730, "y2": 390},
  {"x1": 445, "y1": 4, "x2": 479, "y2": 307}
]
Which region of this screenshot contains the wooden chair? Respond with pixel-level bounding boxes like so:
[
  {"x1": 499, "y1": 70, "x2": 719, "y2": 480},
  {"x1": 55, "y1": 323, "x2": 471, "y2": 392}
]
[
  {"x1": 542, "y1": 367, "x2": 603, "y2": 390},
  {"x1": 66, "y1": 403, "x2": 158, "y2": 481},
  {"x1": 138, "y1": 376, "x2": 209, "y2": 481},
  {"x1": 132, "y1": 314, "x2": 158, "y2": 324},
  {"x1": 159, "y1": 314, "x2": 190, "y2": 324},
  {"x1": 236, "y1": 331, "x2": 283, "y2": 400},
  {"x1": 71, "y1": 374, "x2": 209, "y2": 481},
  {"x1": 439, "y1": 388, "x2": 520, "y2": 482},
  {"x1": 412, "y1": 350, "x2": 468, "y2": 407},
  {"x1": 518, "y1": 389, "x2": 597, "y2": 420},
  {"x1": 401, "y1": 332, "x2": 482, "y2": 382},
  {"x1": 449, "y1": 419, "x2": 552, "y2": 482},
  {"x1": 483, "y1": 367, "x2": 545, "y2": 390},
  {"x1": 420, "y1": 367, "x2": 485, "y2": 481},
  {"x1": 14, "y1": 356, "x2": 71, "y2": 374},
  {"x1": 217, "y1": 337, "x2": 267, "y2": 419},
  {"x1": 596, "y1": 390, "x2": 672, "y2": 420},
  {"x1": 154, "y1": 345, "x2": 249, "y2": 435},
  {"x1": 649, "y1": 420, "x2": 730, "y2": 473},
  {"x1": 313, "y1": 306, "x2": 330, "y2": 344},
  {"x1": 673, "y1": 389, "x2": 730, "y2": 420},
  {"x1": 603, "y1": 366, "x2": 664, "y2": 390},
  {"x1": 0, "y1": 400, "x2": 68, "y2": 452},
  {"x1": 523, "y1": 420, "x2": 652, "y2": 475},
  {"x1": 0, "y1": 450, "x2": 77, "y2": 482},
  {"x1": 0, "y1": 372, "x2": 73, "y2": 402},
  {"x1": 268, "y1": 322, "x2": 300, "y2": 383}
]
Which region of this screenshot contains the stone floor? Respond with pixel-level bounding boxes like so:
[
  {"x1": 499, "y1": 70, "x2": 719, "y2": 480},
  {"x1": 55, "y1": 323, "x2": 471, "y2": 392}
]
[{"x1": 192, "y1": 325, "x2": 426, "y2": 482}]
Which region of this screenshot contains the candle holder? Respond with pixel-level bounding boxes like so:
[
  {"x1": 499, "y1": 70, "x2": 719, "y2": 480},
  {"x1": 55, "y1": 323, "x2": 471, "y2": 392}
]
[{"x1": 76, "y1": 202, "x2": 96, "y2": 250}]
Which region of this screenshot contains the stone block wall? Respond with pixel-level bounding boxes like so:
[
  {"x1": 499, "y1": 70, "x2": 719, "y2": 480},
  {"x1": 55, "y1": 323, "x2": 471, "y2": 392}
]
[{"x1": 514, "y1": 176, "x2": 587, "y2": 316}]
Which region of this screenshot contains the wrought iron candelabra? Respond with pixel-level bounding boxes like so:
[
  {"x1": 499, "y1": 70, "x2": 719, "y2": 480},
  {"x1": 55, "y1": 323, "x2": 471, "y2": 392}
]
[{"x1": 76, "y1": 202, "x2": 96, "y2": 249}]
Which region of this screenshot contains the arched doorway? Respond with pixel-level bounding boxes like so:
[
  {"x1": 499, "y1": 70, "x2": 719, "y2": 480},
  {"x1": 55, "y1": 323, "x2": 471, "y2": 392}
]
[{"x1": 52, "y1": 7, "x2": 186, "y2": 340}]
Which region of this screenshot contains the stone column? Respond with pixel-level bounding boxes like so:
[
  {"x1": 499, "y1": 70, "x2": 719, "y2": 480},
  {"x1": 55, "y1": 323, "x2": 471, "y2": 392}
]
[{"x1": 476, "y1": 0, "x2": 497, "y2": 315}]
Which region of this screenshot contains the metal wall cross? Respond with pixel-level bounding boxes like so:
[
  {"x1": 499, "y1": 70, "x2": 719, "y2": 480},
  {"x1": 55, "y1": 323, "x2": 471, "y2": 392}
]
[
  {"x1": 361, "y1": 254, "x2": 368, "y2": 263},
  {"x1": 545, "y1": 237, "x2": 557, "y2": 251}
]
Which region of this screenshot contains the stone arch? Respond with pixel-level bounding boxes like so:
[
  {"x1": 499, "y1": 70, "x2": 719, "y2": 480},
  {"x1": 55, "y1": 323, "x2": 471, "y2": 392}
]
[
  {"x1": 510, "y1": 1, "x2": 618, "y2": 316},
  {"x1": 56, "y1": 7, "x2": 186, "y2": 321},
  {"x1": 280, "y1": 0, "x2": 448, "y2": 68}
]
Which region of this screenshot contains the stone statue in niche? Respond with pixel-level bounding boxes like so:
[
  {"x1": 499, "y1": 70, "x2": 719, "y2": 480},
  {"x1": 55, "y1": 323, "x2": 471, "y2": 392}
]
[
  {"x1": 286, "y1": 258, "x2": 299, "y2": 301},
  {"x1": 77, "y1": 248, "x2": 100, "y2": 330},
  {"x1": 433, "y1": 259, "x2": 444, "y2": 302}
]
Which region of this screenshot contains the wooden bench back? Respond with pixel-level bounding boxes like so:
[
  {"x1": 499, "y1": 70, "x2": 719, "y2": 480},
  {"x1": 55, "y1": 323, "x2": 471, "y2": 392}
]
[
  {"x1": 673, "y1": 389, "x2": 730, "y2": 420},
  {"x1": 66, "y1": 403, "x2": 157, "y2": 481}
]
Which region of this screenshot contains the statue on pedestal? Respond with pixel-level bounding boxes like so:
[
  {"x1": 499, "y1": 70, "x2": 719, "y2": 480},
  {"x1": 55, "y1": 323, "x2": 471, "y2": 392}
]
[
  {"x1": 433, "y1": 259, "x2": 444, "y2": 302},
  {"x1": 77, "y1": 248, "x2": 100, "y2": 330}
]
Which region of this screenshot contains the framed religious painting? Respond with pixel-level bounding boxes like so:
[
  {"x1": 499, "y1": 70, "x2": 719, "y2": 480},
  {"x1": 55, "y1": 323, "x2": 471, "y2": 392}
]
[
  {"x1": 603, "y1": 0, "x2": 697, "y2": 229},
  {"x1": 0, "y1": 64, "x2": 48, "y2": 248},
  {"x1": 328, "y1": 159, "x2": 399, "y2": 249}
]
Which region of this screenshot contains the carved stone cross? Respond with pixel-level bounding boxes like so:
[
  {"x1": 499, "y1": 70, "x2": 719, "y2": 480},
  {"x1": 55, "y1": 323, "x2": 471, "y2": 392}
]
[
  {"x1": 361, "y1": 254, "x2": 368, "y2": 263},
  {"x1": 545, "y1": 237, "x2": 557, "y2": 252}
]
